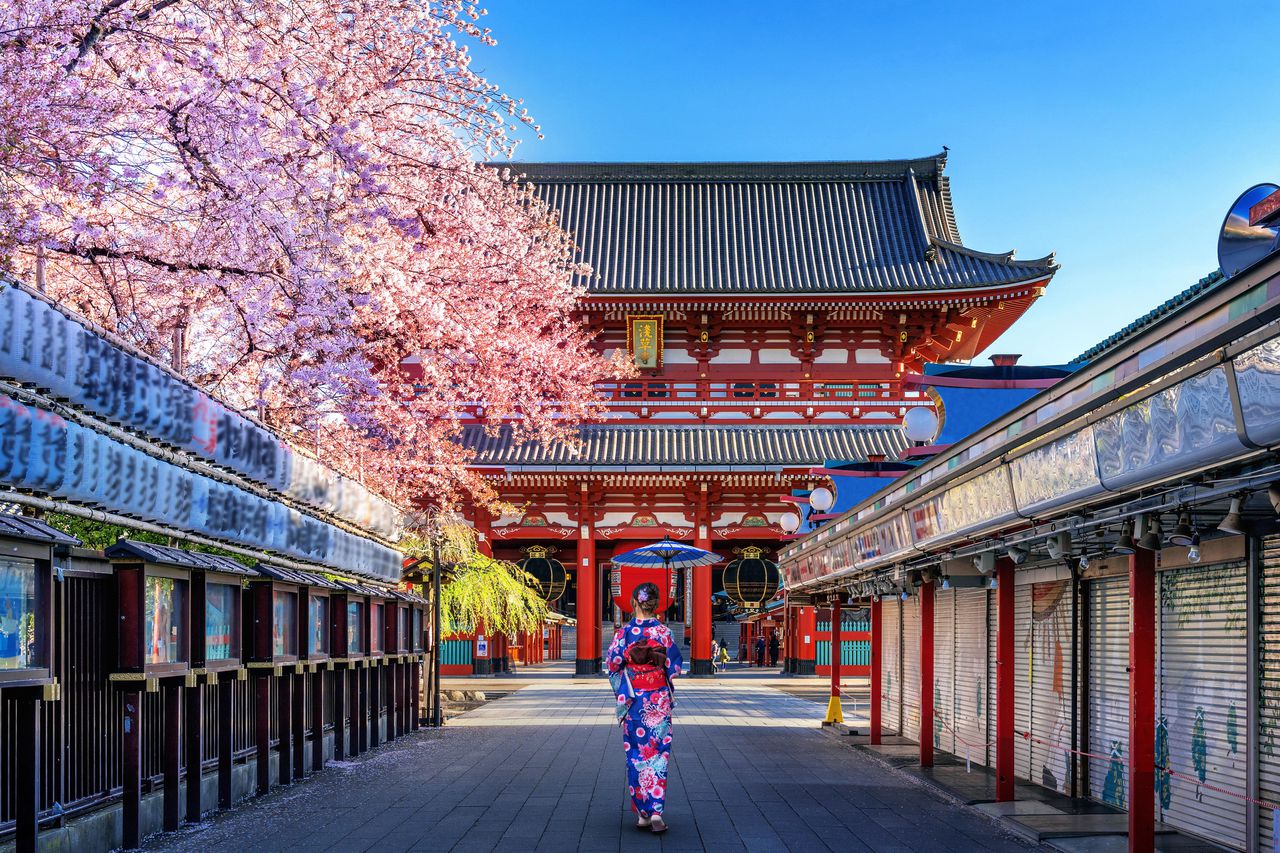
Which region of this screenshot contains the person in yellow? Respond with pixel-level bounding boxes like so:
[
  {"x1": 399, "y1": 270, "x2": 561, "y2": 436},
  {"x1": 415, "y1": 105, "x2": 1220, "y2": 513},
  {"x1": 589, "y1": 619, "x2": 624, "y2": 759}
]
[{"x1": 715, "y1": 643, "x2": 730, "y2": 673}]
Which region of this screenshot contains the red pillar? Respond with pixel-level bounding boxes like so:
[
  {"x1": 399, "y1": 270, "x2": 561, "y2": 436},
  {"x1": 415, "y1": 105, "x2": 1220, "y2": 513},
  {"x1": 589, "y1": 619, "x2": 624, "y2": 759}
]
[
  {"x1": 575, "y1": 497, "x2": 598, "y2": 676},
  {"x1": 1129, "y1": 548, "x2": 1156, "y2": 852},
  {"x1": 797, "y1": 606, "x2": 817, "y2": 676},
  {"x1": 920, "y1": 580, "x2": 934, "y2": 768},
  {"x1": 870, "y1": 596, "x2": 882, "y2": 744},
  {"x1": 692, "y1": 487, "x2": 713, "y2": 676},
  {"x1": 996, "y1": 557, "x2": 1015, "y2": 801}
]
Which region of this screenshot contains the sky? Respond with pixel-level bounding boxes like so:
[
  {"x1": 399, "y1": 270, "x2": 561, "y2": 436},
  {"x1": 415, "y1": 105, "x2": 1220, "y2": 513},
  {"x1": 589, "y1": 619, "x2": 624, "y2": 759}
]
[{"x1": 469, "y1": 1, "x2": 1280, "y2": 365}]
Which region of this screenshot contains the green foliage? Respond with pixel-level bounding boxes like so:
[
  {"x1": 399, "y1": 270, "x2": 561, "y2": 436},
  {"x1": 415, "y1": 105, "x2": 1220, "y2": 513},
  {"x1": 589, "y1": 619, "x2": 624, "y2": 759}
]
[
  {"x1": 43, "y1": 513, "x2": 256, "y2": 567},
  {"x1": 400, "y1": 513, "x2": 548, "y2": 635}
]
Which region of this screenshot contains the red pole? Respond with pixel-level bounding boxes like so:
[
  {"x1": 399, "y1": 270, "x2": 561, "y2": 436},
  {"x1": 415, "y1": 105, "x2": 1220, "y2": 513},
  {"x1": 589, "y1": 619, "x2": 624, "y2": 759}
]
[
  {"x1": 920, "y1": 580, "x2": 934, "y2": 768},
  {"x1": 575, "y1": 523, "x2": 597, "y2": 676},
  {"x1": 1129, "y1": 548, "x2": 1156, "y2": 852},
  {"x1": 798, "y1": 606, "x2": 817, "y2": 675},
  {"x1": 870, "y1": 596, "x2": 882, "y2": 744},
  {"x1": 996, "y1": 557, "x2": 1015, "y2": 801},
  {"x1": 692, "y1": 492, "x2": 713, "y2": 676},
  {"x1": 824, "y1": 597, "x2": 844, "y2": 724}
]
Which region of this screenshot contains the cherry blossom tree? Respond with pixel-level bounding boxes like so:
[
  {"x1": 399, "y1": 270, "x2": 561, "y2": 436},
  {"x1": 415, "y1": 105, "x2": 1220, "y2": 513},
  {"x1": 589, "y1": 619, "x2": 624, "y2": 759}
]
[{"x1": 0, "y1": 0, "x2": 616, "y2": 508}]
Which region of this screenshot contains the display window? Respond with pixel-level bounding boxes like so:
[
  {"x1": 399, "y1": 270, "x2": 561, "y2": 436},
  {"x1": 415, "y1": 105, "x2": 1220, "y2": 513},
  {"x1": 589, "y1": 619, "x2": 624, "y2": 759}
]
[
  {"x1": 205, "y1": 582, "x2": 239, "y2": 661},
  {"x1": 346, "y1": 600, "x2": 365, "y2": 654},
  {"x1": 308, "y1": 594, "x2": 329, "y2": 656},
  {"x1": 370, "y1": 602, "x2": 384, "y2": 654},
  {"x1": 0, "y1": 557, "x2": 37, "y2": 670},
  {"x1": 272, "y1": 590, "x2": 298, "y2": 657},
  {"x1": 144, "y1": 575, "x2": 188, "y2": 666}
]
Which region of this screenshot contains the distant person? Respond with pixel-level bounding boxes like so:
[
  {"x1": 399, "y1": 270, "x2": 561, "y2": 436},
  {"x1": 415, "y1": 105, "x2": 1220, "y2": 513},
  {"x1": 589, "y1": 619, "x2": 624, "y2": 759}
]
[
  {"x1": 768, "y1": 630, "x2": 780, "y2": 667},
  {"x1": 605, "y1": 582, "x2": 682, "y2": 834},
  {"x1": 754, "y1": 635, "x2": 766, "y2": 668},
  {"x1": 711, "y1": 639, "x2": 719, "y2": 662},
  {"x1": 716, "y1": 643, "x2": 730, "y2": 673}
]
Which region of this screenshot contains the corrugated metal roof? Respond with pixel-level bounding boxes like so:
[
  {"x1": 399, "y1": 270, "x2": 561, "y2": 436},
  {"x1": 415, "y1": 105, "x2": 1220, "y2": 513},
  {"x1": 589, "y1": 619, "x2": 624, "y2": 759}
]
[
  {"x1": 500, "y1": 155, "x2": 1056, "y2": 295},
  {"x1": 463, "y1": 425, "x2": 907, "y2": 467},
  {"x1": 253, "y1": 564, "x2": 342, "y2": 588},
  {"x1": 104, "y1": 539, "x2": 257, "y2": 575},
  {"x1": 1071, "y1": 270, "x2": 1225, "y2": 364}
]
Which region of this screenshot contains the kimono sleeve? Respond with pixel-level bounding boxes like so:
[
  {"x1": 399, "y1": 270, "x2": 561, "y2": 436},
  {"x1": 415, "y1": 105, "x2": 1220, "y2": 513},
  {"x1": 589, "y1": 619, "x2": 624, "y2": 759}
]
[
  {"x1": 663, "y1": 627, "x2": 683, "y2": 679},
  {"x1": 606, "y1": 627, "x2": 628, "y2": 674}
]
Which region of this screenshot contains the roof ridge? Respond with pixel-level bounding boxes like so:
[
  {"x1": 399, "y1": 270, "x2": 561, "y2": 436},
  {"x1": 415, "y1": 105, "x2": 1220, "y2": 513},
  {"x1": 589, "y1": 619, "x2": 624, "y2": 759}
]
[
  {"x1": 930, "y1": 237, "x2": 1058, "y2": 269},
  {"x1": 492, "y1": 154, "x2": 949, "y2": 183}
]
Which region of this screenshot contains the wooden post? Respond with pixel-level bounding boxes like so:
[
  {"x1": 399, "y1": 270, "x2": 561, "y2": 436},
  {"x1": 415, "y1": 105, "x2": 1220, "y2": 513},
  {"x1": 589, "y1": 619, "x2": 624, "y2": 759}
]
[
  {"x1": 1129, "y1": 548, "x2": 1156, "y2": 852},
  {"x1": 277, "y1": 671, "x2": 292, "y2": 786},
  {"x1": 920, "y1": 581, "x2": 934, "y2": 769},
  {"x1": 123, "y1": 690, "x2": 142, "y2": 848},
  {"x1": 185, "y1": 681, "x2": 203, "y2": 823},
  {"x1": 369, "y1": 662, "x2": 381, "y2": 748},
  {"x1": 332, "y1": 667, "x2": 346, "y2": 760},
  {"x1": 15, "y1": 697, "x2": 40, "y2": 853},
  {"x1": 292, "y1": 670, "x2": 305, "y2": 779},
  {"x1": 255, "y1": 673, "x2": 271, "y2": 795},
  {"x1": 311, "y1": 668, "x2": 326, "y2": 772},
  {"x1": 163, "y1": 681, "x2": 181, "y2": 831},
  {"x1": 996, "y1": 558, "x2": 1015, "y2": 802},
  {"x1": 411, "y1": 658, "x2": 421, "y2": 730},
  {"x1": 870, "y1": 596, "x2": 882, "y2": 745},
  {"x1": 358, "y1": 664, "x2": 369, "y2": 752},
  {"x1": 218, "y1": 678, "x2": 233, "y2": 809},
  {"x1": 349, "y1": 664, "x2": 362, "y2": 754}
]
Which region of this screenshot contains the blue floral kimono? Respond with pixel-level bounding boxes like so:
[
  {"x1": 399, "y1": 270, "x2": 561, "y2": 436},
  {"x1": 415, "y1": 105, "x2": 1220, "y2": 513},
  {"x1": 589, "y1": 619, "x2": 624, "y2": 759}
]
[{"x1": 606, "y1": 617, "x2": 683, "y2": 816}]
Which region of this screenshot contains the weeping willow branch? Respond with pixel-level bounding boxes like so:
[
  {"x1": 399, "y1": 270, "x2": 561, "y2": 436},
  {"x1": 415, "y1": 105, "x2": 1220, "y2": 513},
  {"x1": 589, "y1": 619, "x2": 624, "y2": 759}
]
[{"x1": 399, "y1": 513, "x2": 548, "y2": 635}]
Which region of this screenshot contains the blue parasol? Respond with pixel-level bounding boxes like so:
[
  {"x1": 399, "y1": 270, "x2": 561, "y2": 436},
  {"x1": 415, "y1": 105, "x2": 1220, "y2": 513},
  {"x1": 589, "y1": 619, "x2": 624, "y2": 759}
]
[{"x1": 610, "y1": 537, "x2": 722, "y2": 570}]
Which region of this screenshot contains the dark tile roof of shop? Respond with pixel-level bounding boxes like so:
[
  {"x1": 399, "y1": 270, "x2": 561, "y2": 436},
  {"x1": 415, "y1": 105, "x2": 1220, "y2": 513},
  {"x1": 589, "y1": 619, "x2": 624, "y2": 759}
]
[
  {"x1": 496, "y1": 154, "x2": 1057, "y2": 296},
  {"x1": 463, "y1": 424, "x2": 908, "y2": 468},
  {"x1": 104, "y1": 539, "x2": 257, "y2": 574}
]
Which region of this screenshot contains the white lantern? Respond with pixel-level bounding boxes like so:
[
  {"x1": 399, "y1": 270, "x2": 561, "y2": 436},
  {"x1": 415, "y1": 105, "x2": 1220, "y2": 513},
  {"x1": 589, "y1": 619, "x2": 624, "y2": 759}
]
[
  {"x1": 809, "y1": 487, "x2": 834, "y2": 513},
  {"x1": 780, "y1": 512, "x2": 801, "y2": 534},
  {"x1": 902, "y1": 407, "x2": 940, "y2": 444}
]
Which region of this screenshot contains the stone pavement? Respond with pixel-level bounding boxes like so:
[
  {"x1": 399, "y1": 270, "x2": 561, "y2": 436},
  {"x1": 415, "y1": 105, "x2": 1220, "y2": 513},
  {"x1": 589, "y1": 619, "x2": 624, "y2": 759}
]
[{"x1": 145, "y1": 668, "x2": 1040, "y2": 852}]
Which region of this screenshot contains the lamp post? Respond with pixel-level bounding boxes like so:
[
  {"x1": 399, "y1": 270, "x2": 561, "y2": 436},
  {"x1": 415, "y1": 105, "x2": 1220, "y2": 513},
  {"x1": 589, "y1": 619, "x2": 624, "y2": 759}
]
[{"x1": 430, "y1": 535, "x2": 444, "y2": 728}]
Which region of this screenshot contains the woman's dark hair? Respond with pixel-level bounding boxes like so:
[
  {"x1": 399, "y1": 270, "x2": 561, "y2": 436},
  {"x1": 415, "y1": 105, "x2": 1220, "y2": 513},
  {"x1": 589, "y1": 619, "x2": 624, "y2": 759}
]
[{"x1": 632, "y1": 582, "x2": 661, "y2": 613}]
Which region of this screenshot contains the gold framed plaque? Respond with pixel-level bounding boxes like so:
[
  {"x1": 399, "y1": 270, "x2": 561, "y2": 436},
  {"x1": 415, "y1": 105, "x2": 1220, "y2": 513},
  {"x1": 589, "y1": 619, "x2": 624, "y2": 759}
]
[{"x1": 626, "y1": 314, "x2": 663, "y2": 370}]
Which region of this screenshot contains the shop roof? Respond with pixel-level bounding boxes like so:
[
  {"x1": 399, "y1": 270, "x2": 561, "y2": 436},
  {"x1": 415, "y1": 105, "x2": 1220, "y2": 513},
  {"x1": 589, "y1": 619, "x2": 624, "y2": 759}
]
[{"x1": 104, "y1": 539, "x2": 257, "y2": 575}]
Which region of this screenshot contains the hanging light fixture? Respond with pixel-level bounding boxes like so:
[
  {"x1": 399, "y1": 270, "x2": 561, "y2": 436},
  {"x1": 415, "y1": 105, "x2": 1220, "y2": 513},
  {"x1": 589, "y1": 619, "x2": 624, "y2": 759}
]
[
  {"x1": 1219, "y1": 497, "x2": 1245, "y2": 535},
  {"x1": 1006, "y1": 545, "x2": 1029, "y2": 565},
  {"x1": 1168, "y1": 512, "x2": 1195, "y2": 547},
  {"x1": 1187, "y1": 532, "x2": 1202, "y2": 564},
  {"x1": 1078, "y1": 553, "x2": 1091, "y2": 570},
  {"x1": 941, "y1": 575, "x2": 950, "y2": 590},
  {"x1": 1113, "y1": 522, "x2": 1137, "y2": 555},
  {"x1": 989, "y1": 575, "x2": 998, "y2": 590},
  {"x1": 1138, "y1": 515, "x2": 1163, "y2": 552}
]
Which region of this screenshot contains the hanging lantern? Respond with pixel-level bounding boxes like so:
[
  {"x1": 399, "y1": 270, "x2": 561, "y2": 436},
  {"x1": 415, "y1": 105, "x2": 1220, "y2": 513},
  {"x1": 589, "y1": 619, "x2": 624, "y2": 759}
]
[
  {"x1": 518, "y1": 546, "x2": 567, "y2": 603},
  {"x1": 722, "y1": 546, "x2": 780, "y2": 609}
]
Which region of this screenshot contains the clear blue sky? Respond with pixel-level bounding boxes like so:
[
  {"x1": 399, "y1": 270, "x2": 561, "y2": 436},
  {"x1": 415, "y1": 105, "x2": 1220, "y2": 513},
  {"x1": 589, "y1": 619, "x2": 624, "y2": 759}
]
[{"x1": 475, "y1": 1, "x2": 1280, "y2": 364}]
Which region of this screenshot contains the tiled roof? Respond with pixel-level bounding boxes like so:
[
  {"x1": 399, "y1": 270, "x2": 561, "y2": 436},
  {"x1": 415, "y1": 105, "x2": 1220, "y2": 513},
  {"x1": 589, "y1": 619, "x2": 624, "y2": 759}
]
[
  {"x1": 500, "y1": 155, "x2": 1056, "y2": 295},
  {"x1": 1071, "y1": 270, "x2": 1225, "y2": 364},
  {"x1": 463, "y1": 424, "x2": 908, "y2": 468},
  {"x1": 104, "y1": 539, "x2": 257, "y2": 575}
]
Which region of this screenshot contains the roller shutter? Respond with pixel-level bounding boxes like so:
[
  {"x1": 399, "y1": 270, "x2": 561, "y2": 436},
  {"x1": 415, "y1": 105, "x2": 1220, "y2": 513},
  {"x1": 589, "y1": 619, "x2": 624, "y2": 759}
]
[
  {"x1": 881, "y1": 597, "x2": 901, "y2": 735},
  {"x1": 954, "y1": 587, "x2": 991, "y2": 767},
  {"x1": 902, "y1": 594, "x2": 922, "y2": 743},
  {"x1": 934, "y1": 588, "x2": 955, "y2": 756},
  {"x1": 1087, "y1": 575, "x2": 1130, "y2": 809},
  {"x1": 1261, "y1": 536, "x2": 1280, "y2": 852},
  {"x1": 1014, "y1": 582, "x2": 1032, "y2": 781},
  {"x1": 1030, "y1": 579, "x2": 1075, "y2": 794},
  {"x1": 1157, "y1": 560, "x2": 1247, "y2": 849}
]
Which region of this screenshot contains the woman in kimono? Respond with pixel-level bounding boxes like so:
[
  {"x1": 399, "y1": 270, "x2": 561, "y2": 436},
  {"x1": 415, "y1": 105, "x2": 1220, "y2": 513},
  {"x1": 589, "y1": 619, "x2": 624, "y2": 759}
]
[{"x1": 606, "y1": 581, "x2": 683, "y2": 833}]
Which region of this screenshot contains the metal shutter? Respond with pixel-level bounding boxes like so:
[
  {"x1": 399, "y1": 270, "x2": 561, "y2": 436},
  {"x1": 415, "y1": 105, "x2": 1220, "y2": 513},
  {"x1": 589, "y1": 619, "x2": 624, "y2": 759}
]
[
  {"x1": 988, "y1": 585, "x2": 999, "y2": 763},
  {"x1": 954, "y1": 587, "x2": 991, "y2": 767},
  {"x1": 882, "y1": 597, "x2": 901, "y2": 734},
  {"x1": 1157, "y1": 560, "x2": 1247, "y2": 850},
  {"x1": 1087, "y1": 576, "x2": 1130, "y2": 809},
  {"x1": 934, "y1": 588, "x2": 955, "y2": 756},
  {"x1": 1030, "y1": 579, "x2": 1075, "y2": 794},
  {"x1": 1014, "y1": 583, "x2": 1032, "y2": 781},
  {"x1": 1261, "y1": 536, "x2": 1280, "y2": 852},
  {"x1": 902, "y1": 594, "x2": 922, "y2": 743}
]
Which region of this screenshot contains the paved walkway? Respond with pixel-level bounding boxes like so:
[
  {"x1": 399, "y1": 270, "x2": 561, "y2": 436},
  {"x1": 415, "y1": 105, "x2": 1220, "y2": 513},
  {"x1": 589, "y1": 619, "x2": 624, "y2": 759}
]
[{"x1": 147, "y1": 670, "x2": 1038, "y2": 852}]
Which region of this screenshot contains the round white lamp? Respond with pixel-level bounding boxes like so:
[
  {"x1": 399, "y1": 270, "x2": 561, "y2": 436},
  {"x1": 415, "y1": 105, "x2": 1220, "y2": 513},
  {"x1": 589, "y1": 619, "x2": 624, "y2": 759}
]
[
  {"x1": 809, "y1": 486, "x2": 834, "y2": 513},
  {"x1": 902, "y1": 407, "x2": 940, "y2": 445},
  {"x1": 780, "y1": 512, "x2": 801, "y2": 534}
]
